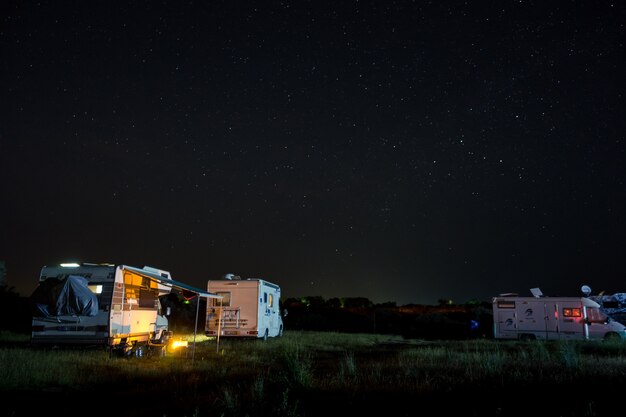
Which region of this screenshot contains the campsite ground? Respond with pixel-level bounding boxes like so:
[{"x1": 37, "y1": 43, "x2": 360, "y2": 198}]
[{"x1": 2, "y1": 330, "x2": 626, "y2": 416}]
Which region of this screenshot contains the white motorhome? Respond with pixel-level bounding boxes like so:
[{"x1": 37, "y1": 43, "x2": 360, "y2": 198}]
[
  {"x1": 492, "y1": 288, "x2": 626, "y2": 341},
  {"x1": 30, "y1": 262, "x2": 216, "y2": 356},
  {"x1": 205, "y1": 275, "x2": 284, "y2": 340}
]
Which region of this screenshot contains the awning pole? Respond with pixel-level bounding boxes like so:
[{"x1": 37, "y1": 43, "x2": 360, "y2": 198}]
[
  {"x1": 216, "y1": 298, "x2": 222, "y2": 353},
  {"x1": 192, "y1": 294, "x2": 200, "y2": 365}
]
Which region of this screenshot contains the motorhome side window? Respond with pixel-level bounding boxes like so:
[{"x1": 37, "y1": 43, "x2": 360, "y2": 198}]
[
  {"x1": 268, "y1": 293, "x2": 273, "y2": 308},
  {"x1": 138, "y1": 289, "x2": 157, "y2": 308},
  {"x1": 87, "y1": 283, "x2": 112, "y2": 309},
  {"x1": 212, "y1": 292, "x2": 231, "y2": 307},
  {"x1": 123, "y1": 272, "x2": 159, "y2": 309},
  {"x1": 497, "y1": 301, "x2": 515, "y2": 309},
  {"x1": 264, "y1": 293, "x2": 268, "y2": 304},
  {"x1": 88, "y1": 284, "x2": 103, "y2": 295},
  {"x1": 587, "y1": 308, "x2": 608, "y2": 323},
  {"x1": 563, "y1": 308, "x2": 582, "y2": 318}
]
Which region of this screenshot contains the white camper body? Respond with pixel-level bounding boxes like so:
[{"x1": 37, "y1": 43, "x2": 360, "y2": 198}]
[
  {"x1": 205, "y1": 277, "x2": 284, "y2": 340},
  {"x1": 492, "y1": 294, "x2": 626, "y2": 341},
  {"x1": 31, "y1": 263, "x2": 174, "y2": 355}
]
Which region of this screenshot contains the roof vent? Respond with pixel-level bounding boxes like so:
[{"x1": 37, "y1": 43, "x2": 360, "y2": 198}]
[{"x1": 223, "y1": 273, "x2": 241, "y2": 280}]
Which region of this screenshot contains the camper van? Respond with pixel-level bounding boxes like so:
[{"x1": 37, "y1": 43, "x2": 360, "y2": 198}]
[
  {"x1": 492, "y1": 289, "x2": 626, "y2": 341},
  {"x1": 205, "y1": 275, "x2": 284, "y2": 340},
  {"x1": 30, "y1": 262, "x2": 211, "y2": 356}
]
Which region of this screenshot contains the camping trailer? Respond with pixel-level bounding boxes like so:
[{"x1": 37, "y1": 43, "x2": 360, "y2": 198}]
[
  {"x1": 492, "y1": 289, "x2": 626, "y2": 341},
  {"x1": 205, "y1": 275, "x2": 284, "y2": 340},
  {"x1": 30, "y1": 262, "x2": 218, "y2": 356}
]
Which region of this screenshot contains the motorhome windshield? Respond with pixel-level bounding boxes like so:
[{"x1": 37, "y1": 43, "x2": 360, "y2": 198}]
[{"x1": 587, "y1": 307, "x2": 609, "y2": 323}]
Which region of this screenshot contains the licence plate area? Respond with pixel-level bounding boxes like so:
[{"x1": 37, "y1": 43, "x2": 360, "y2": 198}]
[{"x1": 57, "y1": 326, "x2": 85, "y2": 331}]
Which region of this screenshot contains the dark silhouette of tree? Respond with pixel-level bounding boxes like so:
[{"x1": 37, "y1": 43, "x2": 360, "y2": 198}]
[
  {"x1": 0, "y1": 285, "x2": 30, "y2": 333},
  {"x1": 343, "y1": 297, "x2": 374, "y2": 308}
]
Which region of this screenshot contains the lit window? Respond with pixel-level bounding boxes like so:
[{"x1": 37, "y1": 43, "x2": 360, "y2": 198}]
[
  {"x1": 88, "y1": 284, "x2": 103, "y2": 294},
  {"x1": 563, "y1": 308, "x2": 582, "y2": 317},
  {"x1": 214, "y1": 292, "x2": 231, "y2": 307}
]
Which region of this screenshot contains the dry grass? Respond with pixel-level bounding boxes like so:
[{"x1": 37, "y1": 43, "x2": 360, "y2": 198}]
[{"x1": 2, "y1": 331, "x2": 626, "y2": 416}]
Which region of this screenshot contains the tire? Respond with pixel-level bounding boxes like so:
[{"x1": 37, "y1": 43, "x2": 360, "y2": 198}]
[
  {"x1": 148, "y1": 344, "x2": 166, "y2": 358},
  {"x1": 134, "y1": 345, "x2": 145, "y2": 358}
]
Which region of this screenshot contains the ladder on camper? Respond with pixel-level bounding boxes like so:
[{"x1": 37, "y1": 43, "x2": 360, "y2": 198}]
[{"x1": 217, "y1": 307, "x2": 248, "y2": 329}]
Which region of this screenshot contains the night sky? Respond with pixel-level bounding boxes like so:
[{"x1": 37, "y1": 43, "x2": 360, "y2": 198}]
[{"x1": 1, "y1": 1, "x2": 625, "y2": 306}]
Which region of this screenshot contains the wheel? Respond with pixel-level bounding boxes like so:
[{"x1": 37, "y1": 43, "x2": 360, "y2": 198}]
[
  {"x1": 134, "y1": 344, "x2": 145, "y2": 358},
  {"x1": 148, "y1": 344, "x2": 166, "y2": 357}
]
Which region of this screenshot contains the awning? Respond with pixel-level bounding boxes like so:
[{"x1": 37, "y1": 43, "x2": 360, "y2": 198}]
[
  {"x1": 122, "y1": 265, "x2": 222, "y2": 365},
  {"x1": 122, "y1": 265, "x2": 222, "y2": 299}
]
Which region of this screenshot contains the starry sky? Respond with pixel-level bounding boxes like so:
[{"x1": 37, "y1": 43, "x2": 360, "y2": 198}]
[{"x1": 1, "y1": 1, "x2": 625, "y2": 306}]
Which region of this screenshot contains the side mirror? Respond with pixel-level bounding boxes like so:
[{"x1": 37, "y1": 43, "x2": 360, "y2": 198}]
[
  {"x1": 166, "y1": 306, "x2": 171, "y2": 316},
  {"x1": 283, "y1": 309, "x2": 288, "y2": 317}
]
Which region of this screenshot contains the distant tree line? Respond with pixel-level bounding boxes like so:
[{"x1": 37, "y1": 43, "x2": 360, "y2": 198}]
[
  {"x1": 0, "y1": 290, "x2": 494, "y2": 340},
  {"x1": 282, "y1": 296, "x2": 494, "y2": 340}
]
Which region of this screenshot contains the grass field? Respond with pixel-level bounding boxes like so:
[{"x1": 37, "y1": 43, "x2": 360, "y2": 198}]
[{"x1": 2, "y1": 330, "x2": 626, "y2": 416}]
